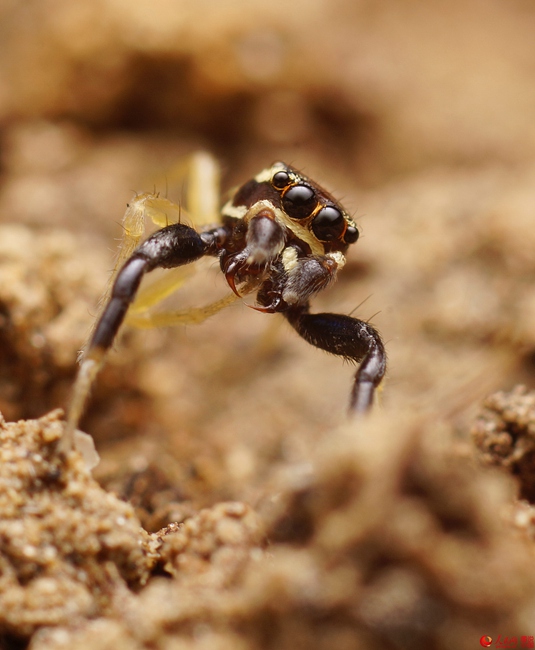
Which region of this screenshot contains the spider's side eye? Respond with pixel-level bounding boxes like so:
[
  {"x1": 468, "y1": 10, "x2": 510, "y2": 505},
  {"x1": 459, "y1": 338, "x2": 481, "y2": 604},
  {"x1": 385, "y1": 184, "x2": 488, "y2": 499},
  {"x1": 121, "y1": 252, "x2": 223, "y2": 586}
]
[
  {"x1": 272, "y1": 170, "x2": 290, "y2": 189},
  {"x1": 282, "y1": 184, "x2": 317, "y2": 220},
  {"x1": 344, "y1": 225, "x2": 359, "y2": 244},
  {"x1": 311, "y1": 206, "x2": 346, "y2": 241}
]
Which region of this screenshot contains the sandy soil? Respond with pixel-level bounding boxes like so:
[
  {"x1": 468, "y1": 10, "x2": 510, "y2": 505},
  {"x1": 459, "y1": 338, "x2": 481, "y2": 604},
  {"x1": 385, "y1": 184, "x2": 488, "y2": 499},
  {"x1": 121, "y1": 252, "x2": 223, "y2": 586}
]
[{"x1": 1, "y1": 1, "x2": 535, "y2": 648}]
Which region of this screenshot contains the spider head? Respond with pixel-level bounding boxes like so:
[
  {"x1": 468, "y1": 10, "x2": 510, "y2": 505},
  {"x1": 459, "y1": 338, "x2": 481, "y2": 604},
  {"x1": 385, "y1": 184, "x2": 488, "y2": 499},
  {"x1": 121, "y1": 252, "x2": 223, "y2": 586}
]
[
  {"x1": 222, "y1": 162, "x2": 359, "y2": 257},
  {"x1": 266, "y1": 162, "x2": 359, "y2": 251}
]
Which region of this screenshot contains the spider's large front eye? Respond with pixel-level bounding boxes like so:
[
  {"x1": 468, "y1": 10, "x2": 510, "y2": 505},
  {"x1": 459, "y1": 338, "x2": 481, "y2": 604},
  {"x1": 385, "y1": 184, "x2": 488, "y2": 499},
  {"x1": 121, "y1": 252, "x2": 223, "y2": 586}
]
[
  {"x1": 272, "y1": 170, "x2": 290, "y2": 189},
  {"x1": 282, "y1": 184, "x2": 317, "y2": 220},
  {"x1": 311, "y1": 206, "x2": 346, "y2": 241}
]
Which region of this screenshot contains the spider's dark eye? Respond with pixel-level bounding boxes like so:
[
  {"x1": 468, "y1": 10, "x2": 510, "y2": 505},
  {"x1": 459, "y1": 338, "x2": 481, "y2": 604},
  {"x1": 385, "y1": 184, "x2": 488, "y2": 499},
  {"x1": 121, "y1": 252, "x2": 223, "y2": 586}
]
[
  {"x1": 282, "y1": 184, "x2": 316, "y2": 220},
  {"x1": 272, "y1": 171, "x2": 290, "y2": 189},
  {"x1": 344, "y1": 224, "x2": 359, "y2": 244},
  {"x1": 311, "y1": 206, "x2": 346, "y2": 241}
]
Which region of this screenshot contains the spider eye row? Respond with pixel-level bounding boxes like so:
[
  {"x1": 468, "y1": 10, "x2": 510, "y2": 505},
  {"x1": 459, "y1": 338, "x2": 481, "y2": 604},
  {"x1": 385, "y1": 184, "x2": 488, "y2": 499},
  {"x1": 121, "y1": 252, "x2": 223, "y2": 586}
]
[{"x1": 271, "y1": 168, "x2": 358, "y2": 245}]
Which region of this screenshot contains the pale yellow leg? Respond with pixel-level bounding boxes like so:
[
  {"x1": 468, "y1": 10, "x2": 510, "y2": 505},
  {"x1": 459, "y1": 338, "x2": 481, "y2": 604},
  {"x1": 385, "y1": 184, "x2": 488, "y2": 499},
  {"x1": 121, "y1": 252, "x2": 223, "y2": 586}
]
[
  {"x1": 128, "y1": 267, "x2": 196, "y2": 315},
  {"x1": 94, "y1": 152, "x2": 219, "y2": 320},
  {"x1": 157, "y1": 151, "x2": 220, "y2": 227},
  {"x1": 126, "y1": 292, "x2": 239, "y2": 328}
]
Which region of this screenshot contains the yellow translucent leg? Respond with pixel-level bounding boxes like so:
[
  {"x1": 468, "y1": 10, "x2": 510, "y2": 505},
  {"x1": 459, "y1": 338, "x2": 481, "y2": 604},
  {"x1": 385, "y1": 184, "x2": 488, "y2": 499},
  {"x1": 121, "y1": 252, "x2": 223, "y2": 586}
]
[
  {"x1": 127, "y1": 267, "x2": 196, "y2": 315},
  {"x1": 126, "y1": 292, "x2": 239, "y2": 329},
  {"x1": 160, "y1": 151, "x2": 220, "y2": 227},
  {"x1": 187, "y1": 151, "x2": 220, "y2": 226},
  {"x1": 102, "y1": 152, "x2": 220, "y2": 311}
]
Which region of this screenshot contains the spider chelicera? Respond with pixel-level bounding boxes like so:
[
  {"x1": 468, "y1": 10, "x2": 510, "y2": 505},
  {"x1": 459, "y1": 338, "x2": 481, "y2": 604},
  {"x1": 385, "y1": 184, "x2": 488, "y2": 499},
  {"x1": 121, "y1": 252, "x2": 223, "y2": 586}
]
[{"x1": 63, "y1": 155, "x2": 386, "y2": 451}]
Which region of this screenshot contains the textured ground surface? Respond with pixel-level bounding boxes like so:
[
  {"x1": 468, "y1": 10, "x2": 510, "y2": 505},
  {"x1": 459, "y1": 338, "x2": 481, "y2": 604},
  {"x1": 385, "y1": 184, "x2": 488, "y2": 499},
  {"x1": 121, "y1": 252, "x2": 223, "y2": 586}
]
[{"x1": 1, "y1": 1, "x2": 535, "y2": 648}]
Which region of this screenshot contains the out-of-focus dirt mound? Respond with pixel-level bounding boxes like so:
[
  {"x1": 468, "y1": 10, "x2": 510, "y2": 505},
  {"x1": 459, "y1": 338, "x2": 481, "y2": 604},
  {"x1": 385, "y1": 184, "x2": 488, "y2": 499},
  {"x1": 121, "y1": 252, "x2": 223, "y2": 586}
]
[
  {"x1": 0, "y1": 410, "x2": 263, "y2": 645},
  {"x1": 0, "y1": 410, "x2": 150, "y2": 637},
  {"x1": 2, "y1": 408, "x2": 534, "y2": 650},
  {"x1": 473, "y1": 386, "x2": 535, "y2": 503}
]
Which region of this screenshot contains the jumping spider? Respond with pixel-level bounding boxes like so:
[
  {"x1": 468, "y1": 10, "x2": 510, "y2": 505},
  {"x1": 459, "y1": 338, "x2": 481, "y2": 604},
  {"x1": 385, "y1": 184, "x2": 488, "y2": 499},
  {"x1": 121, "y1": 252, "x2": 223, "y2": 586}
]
[{"x1": 64, "y1": 155, "x2": 386, "y2": 449}]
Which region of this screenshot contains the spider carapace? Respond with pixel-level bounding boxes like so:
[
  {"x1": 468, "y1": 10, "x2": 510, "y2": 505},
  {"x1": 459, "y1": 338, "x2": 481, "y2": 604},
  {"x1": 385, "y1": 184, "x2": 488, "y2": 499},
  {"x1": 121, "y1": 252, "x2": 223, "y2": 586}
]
[{"x1": 65, "y1": 161, "x2": 386, "y2": 449}]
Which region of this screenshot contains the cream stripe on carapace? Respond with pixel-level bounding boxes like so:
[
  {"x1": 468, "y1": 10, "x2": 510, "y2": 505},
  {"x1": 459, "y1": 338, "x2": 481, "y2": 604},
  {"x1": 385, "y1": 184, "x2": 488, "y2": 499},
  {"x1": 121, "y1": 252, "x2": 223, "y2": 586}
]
[{"x1": 222, "y1": 198, "x2": 326, "y2": 257}]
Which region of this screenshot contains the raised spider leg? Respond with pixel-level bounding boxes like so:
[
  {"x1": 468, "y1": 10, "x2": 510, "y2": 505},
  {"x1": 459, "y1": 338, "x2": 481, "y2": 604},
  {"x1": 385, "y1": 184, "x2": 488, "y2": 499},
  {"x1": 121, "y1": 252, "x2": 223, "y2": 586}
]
[
  {"x1": 161, "y1": 150, "x2": 220, "y2": 228},
  {"x1": 284, "y1": 304, "x2": 386, "y2": 413},
  {"x1": 94, "y1": 152, "x2": 221, "y2": 330},
  {"x1": 122, "y1": 152, "x2": 221, "y2": 318},
  {"x1": 63, "y1": 223, "x2": 224, "y2": 451}
]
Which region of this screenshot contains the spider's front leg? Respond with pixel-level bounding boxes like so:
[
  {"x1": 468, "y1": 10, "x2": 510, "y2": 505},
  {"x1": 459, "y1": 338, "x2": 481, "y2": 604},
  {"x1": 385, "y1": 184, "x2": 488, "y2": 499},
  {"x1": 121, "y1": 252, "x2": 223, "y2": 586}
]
[
  {"x1": 89, "y1": 223, "x2": 222, "y2": 356},
  {"x1": 63, "y1": 222, "x2": 225, "y2": 449},
  {"x1": 257, "y1": 249, "x2": 386, "y2": 413},
  {"x1": 285, "y1": 305, "x2": 386, "y2": 413}
]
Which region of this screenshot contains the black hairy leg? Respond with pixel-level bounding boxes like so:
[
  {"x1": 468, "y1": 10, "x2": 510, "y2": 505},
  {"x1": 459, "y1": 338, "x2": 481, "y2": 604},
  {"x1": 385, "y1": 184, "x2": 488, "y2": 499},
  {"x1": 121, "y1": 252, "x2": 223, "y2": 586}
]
[
  {"x1": 89, "y1": 222, "x2": 221, "y2": 357},
  {"x1": 284, "y1": 304, "x2": 386, "y2": 413}
]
